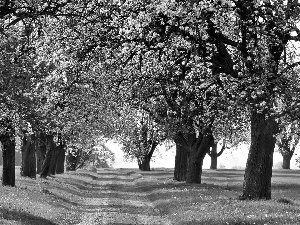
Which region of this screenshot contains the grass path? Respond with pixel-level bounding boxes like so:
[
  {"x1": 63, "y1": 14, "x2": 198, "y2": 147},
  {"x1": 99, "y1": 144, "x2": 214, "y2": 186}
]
[{"x1": 75, "y1": 169, "x2": 172, "y2": 225}]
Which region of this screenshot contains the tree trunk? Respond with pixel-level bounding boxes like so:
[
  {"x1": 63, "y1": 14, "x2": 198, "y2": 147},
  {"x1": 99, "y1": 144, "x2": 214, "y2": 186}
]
[
  {"x1": 174, "y1": 139, "x2": 187, "y2": 181},
  {"x1": 282, "y1": 154, "x2": 292, "y2": 169},
  {"x1": 0, "y1": 119, "x2": 15, "y2": 187},
  {"x1": 186, "y1": 151, "x2": 204, "y2": 183},
  {"x1": 186, "y1": 131, "x2": 213, "y2": 184},
  {"x1": 241, "y1": 112, "x2": 278, "y2": 200},
  {"x1": 66, "y1": 150, "x2": 78, "y2": 171},
  {"x1": 55, "y1": 142, "x2": 65, "y2": 174},
  {"x1": 208, "y1": 141, "x2": 226, "y2": 170},
  {"x1": 139, "y1": 156, "x2": 151, "y2": 171},
  {"x1": 40, "y1": 134, "x2": 55, "y2": 178},
  {"x1": 36, "y1": 134, "x2": 46, "y2": 174},
  {"x1": 49, "y1": 144, "x2": 59, "y2": 175},
  {"x1": 20, "y1": 134, "x2": 36, "y2": 178},
  {"x1": 186, "y1": 127, "x2": 214, "y2": 184},
  {"x1": 138, "y1": 141, "x2": 158, "y2": 171},
  {"x1": 209, "y1": 143, "x2": 218, "y2": 170}
]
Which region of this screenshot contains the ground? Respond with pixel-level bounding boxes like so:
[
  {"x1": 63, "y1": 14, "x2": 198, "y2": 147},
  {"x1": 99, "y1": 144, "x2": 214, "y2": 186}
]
[{"x1": 0, "y1": 168, "x2": 300, "y2": 224}]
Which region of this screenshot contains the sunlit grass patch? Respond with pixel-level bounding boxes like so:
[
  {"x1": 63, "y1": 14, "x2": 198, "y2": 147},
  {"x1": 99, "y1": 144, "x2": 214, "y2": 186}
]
[
  {"x1": 137, "y1": 169, "x2": 300, "y2": 225},
  {"x1": 0, "y1": 167, "x2": 82, "y2": 225}
]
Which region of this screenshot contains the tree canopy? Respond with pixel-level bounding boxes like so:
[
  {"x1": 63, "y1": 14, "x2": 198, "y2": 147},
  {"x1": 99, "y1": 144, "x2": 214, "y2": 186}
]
[{"x1": 0, "y1": 0, "x2": 300, "y2": 198}]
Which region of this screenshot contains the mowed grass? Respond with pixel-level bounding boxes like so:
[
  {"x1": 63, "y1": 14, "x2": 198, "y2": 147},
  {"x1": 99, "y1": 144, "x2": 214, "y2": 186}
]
[
  {"x1": 0, "y1": 167, "x2": 299, "y2": 224},
  {"x1": 137, "y1": 169, "x2": 300, "y2": 224}
]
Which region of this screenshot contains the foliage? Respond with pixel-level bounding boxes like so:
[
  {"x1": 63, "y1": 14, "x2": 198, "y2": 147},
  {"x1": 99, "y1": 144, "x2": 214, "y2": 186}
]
[
  {"x1": 0, "y1": 0, "x2": 300, "y2": 192},
  {"x1": 88, "y1": 144, "x2": 115, "y2": 168},
  {"x1": 117, "y1": 108, "x2": 166, "y2": 164},
  {"x1": 277, "y1": 121, "x2": 300, "y2": 157},
  {"x1": 66, "y1": 141, "x2": 114, "y2": 170}
]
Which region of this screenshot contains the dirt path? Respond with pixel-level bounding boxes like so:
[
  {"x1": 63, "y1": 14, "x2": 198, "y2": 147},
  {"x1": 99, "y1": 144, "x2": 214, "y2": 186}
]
[{"x1": 72, "y1": 169, "x2": 172, "y2": 225}]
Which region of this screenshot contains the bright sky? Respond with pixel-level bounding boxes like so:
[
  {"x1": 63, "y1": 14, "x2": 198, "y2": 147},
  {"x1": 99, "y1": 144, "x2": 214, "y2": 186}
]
[{"x1": 105, "y1": 141, "x2": 300, "y2": 170}]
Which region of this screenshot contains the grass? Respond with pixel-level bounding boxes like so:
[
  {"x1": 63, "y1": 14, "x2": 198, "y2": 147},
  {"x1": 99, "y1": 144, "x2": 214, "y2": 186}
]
[{"x1": 0, "y1": 167, "x2": 299, "y2": 224}]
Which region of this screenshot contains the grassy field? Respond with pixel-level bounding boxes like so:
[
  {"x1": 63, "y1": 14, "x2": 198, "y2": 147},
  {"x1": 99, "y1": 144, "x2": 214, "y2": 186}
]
[{"x1": 0, "y1": 167, "x2": 299, "y2": 224}]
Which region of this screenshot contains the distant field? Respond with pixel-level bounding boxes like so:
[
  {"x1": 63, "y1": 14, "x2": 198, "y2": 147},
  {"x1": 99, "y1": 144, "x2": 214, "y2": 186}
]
[{"x1": 0, "y1": 167, "x2": 299, "y2": 224}]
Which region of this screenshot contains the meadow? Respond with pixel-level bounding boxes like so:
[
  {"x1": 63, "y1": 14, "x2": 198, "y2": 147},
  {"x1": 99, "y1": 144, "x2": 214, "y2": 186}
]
[{"x1": 0, "y1": 167, "x2": 299, "y2": 224}]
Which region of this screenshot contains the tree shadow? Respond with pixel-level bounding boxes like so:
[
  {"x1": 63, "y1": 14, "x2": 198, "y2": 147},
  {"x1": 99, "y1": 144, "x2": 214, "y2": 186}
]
[
  {"x1": 179, "y1": 216, "x2": 300, "y2": 225},
  {"x1": 139, "y1": 171, "x2": 174, "y2": 177},
  {"x1": 0, "y1": 207, "x2": 57, "y2": 225}
]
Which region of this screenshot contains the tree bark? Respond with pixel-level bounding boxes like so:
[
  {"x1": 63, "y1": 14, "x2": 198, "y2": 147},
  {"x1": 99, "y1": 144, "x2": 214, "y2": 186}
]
[
  {"x1": 66, "y1": 149, "x2": 78, "y2": 171},
  {"x1": 139, "y1": 157, "x2": 151, "y2": 171},
  {"x1": 209, "y1": 143, "x2": 218, "y2": 170},
  {"x1": 174, "y1": 140, "x2": 187, "y2": 181},
  {"x1": 138, "y1": 141, "x2": 158, "y2": 171},
  {"x1": 208, "y1": 141, "x2": 226, "y2": 170},
  {"x1": 20, "y1": 134, "x2": 36, "y2": 178},
  {"x1": 0, "y1": 119, "x2": 15, "y2": 187},
  {"x1": 49, "y1": 144, "x2": 59, "y2": 175},
  {"x1": 186, "y1": 129, "x2": 213, "y2": 183},
  {"x1": 36, "y1": 134, "x2": 46, "y2": 174},
  {"x1": 282, "y1": 154, "x2": 292, "y2": 169},
  {"x1": 186, "y1": 151, "x2": 204, "y2": 183},
  {"x1": 40, "y1": 134, "x2": 55, "y2": 178},
  {"x1": 241, "y1": 112, "x2": 278, "y2": 200},
  {"x1": 55, "y1": 142, "x2": 65, "y2": 174}
]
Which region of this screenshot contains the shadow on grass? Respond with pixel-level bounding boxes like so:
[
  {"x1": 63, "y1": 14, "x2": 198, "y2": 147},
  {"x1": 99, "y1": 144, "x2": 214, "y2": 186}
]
[
  {"x1": 179, "y1": 217, "x2": 300, "y2": 225},
  {"x1": 92, "y1": 177, "x2": 138, "y2": 183},
  {"x1": 0, "y1": 208, "x2": 57, "y2": 225},
  {"x1": 70, "y1": 172, "x2": 100, "y2": 180},
  {"x1": 139, "y1": 172, "x2": 174, "y2": 177},
  {"x1": 272, "y1": 183, "x2": 300, "y2": 190},
  {"x1": 202, "y1": 171, "x2": 244, "y2": 179}
]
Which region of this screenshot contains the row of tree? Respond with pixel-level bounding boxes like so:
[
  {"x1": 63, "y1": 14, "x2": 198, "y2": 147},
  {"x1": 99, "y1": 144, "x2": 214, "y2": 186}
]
[{"x1": 0, "y1": 0, "x2": 300, "y2": 201}]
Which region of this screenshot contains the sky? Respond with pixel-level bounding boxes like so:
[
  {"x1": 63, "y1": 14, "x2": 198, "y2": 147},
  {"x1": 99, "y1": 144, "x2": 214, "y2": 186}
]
[{"x1": 106, "y1": 141, "x2": 300, "y2": 170}]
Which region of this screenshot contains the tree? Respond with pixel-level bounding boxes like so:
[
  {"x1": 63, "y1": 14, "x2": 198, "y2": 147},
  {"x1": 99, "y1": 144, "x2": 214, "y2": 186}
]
[
  {"x1": 1, "y1": 0, "x2": 299, "y2": 200},
  {"x1": 276, "y1": 122, "x2": 300, "y2": 169},
  {"x1": 40, "y1": 134, "x2": 55, "y2": 178},
  {"x1": 0, "y1": 26, "x2": 35, "y2": 186},
  {"x1": 220, "y1": 0, "x2": 300, "y2": 200},
  {"x1": 0, "y1": 0, "x2": 79, "y2": 184},
  {"x1": 116, "y1": 108, "x2": 165, "y2": 171},
  {"x1": 66, "y1": 148, "x2": 90, "y2": 171},
  {"x1": 110, "y1": 0, "x2": 300, "y2": 198},
  {"x1": 20, "y1": 132, "x2": 36, "y2": 178},
  {"x1": 65, "y1": 140, "x2": 108, "y2": 171},
  {"x1": 207, "y1": 140, "x2": 226, "y2": 170},
  {"x1": 0, "y1": 118, "x2": 15, "y2": 186},
  {"x1": 88, "y1": 144, "x2": 115, "y2": 168},
  {"x1": 55, "y1": 137, "x2": 66, "y2": 174}
]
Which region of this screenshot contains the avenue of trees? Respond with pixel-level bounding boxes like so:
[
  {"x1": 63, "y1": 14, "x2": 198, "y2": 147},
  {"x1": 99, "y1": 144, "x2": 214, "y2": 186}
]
[{"x1": 0, "y1": 0, "x2": 300, "y2": 201}]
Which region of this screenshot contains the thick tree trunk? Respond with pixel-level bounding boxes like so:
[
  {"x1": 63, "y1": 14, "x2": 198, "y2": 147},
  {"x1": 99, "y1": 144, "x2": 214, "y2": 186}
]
[
  {"x1": 55, "y1": 143, "x2": 65, "y2": 174},
  {"x1": 40, "y1": 134, "x2": 55, "y2": 178},
  {"x1": 139, "y1": 157, "x2": 151, "y2": 171},
  {"x1": 282, "y1": 154, "x2": 292, "y2": 169},
  {"x1": 36, "y1": 134, "x2": 46, "y2": 174},
  {"x1": 241, "y1": 112, "x2": 278, "y2": 200},
  {"x1": 186, "y1": 152, "x2": 205, "y2": 183},
  {"x1": 49, "y1": 144, "x2": 59, "y2": 175},
  {"x1": 0, "y1": 119, "x2": 15, "y2": 187},
  {"x1": 174, "y1": 139, "x2": 188, "y2": 181},
  {"x1": 186, "y1": 128, "x2": 214, "y2": 184},
  {"x1": 186, "y1": 134, "x2": 213, "y2": 183},
  {"x1": 20, "y1": 134, "x2": 36, "y2": 178}
]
